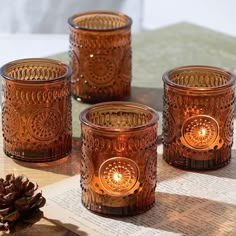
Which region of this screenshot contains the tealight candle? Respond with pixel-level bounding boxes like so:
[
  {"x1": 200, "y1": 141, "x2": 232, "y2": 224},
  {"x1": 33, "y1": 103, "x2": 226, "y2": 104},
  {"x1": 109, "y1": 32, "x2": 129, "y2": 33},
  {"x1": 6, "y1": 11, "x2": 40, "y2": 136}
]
[
  {"x1": 162, "y1": 65, "x2": 236, "y2": 170},
  {"x1": 80, "y1": 102, "x2": 159, "y2": 216}
]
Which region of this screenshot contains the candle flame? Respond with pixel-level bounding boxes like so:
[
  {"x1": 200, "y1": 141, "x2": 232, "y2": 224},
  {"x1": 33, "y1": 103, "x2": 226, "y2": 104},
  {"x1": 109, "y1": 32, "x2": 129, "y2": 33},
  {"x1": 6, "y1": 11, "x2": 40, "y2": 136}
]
[
  {"x1": 198, "y1": 128, "x2": 206, "y2": 137},
  {"x1": 113, "y1": 172, "x2": 122, "y2": 182}
]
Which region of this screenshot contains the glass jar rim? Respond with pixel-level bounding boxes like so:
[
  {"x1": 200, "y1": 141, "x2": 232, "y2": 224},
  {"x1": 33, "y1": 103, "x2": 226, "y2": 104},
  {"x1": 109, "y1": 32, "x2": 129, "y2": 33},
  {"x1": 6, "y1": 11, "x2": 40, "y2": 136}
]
[
  {"x1": 68, "y1": 10, "x2": 132, "y2": 31},
  {"x1": 80, "y1": 101, "x2": 159, "y2": 132},
  {"x1": 162, "y1": 65, "x2": 236, "y2": 91},
  {"x1": 0, "y1": 58, "x2": 72, "y2": 83}
]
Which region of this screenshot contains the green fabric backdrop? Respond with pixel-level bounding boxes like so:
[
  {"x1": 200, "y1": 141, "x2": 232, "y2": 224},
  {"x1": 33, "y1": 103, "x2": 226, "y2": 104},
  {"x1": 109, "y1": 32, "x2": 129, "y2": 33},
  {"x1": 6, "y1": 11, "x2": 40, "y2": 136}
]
[{"x1": 50, "y1": 22, "x2": 236, "y2": 137}]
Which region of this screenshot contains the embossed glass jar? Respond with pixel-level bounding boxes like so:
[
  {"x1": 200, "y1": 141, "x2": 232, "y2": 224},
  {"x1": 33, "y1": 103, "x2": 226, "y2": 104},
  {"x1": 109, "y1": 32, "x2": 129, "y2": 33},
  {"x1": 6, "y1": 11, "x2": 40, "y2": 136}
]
[
  {"x1": 0, "y1": 58, "x2": 72, "y2": 162},
  {"x1": 68, "y1": 11, "x2": 132, "y2": 103},
  {"x1": 163, "y1": 65, "x2": 236, "y2": 170},
  {"x1": 80, "y1": 102, "x2": 159, "y2": 216}
]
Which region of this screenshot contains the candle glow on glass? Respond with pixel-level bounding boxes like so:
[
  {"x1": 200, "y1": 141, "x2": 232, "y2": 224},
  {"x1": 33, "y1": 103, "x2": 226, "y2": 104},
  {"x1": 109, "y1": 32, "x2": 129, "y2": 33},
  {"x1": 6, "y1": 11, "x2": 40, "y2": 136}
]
[
  {"x1": 198, "y1": 127, "x2": 206, "y2": 138},
  {"x1": 113, "y1": 172, "x2": 123, "y2": 182}
]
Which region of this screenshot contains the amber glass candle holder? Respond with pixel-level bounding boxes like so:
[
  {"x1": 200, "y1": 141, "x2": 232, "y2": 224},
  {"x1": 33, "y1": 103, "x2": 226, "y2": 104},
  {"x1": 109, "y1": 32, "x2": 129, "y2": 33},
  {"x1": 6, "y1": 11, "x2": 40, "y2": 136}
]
[
  {"x1": 0, "y1": 58, "x2": 72, "y2": 162},
  {"x1": 80, "y1": 102, "x2": 159, "y2": 216},
  {"x1": 162, "y1": 65, "x2": 236, "y2": 170},
  {"x1": 68, "y1": 11, "x2": 132, "y2": 103}
]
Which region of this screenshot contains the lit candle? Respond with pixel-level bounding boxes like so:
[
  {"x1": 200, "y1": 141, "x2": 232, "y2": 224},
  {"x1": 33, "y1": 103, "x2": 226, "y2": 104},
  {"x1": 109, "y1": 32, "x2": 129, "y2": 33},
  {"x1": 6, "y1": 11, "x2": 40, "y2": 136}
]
[
  {"x1": 163, "y1": 65, "x2": 235, "y2": 170},
  {"x1": 113, "y1": 172, "x2": 123, "y2": 183},
  {"x1": 80, "y1": 102, "x2": 159, "y2": 216},
  {"x1": 198, "y1": 127, "x2": 206, "y2": 137}
]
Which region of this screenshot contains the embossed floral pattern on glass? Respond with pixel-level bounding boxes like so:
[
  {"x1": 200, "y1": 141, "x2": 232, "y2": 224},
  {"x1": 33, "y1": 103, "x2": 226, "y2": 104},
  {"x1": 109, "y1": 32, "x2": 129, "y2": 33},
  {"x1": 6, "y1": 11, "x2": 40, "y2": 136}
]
[
  {"x1": 162, "y1": 65, "x2": 236, "y2": 170},
  {"x1": 1, "y1": 58, "x2": 72, "y2": 162},
  {"x1": 68, "y1": 11, "x2": 132, "y2": 103},
  {"x1": 80, "y1": 102, "x2": 159, "y2": 216}
]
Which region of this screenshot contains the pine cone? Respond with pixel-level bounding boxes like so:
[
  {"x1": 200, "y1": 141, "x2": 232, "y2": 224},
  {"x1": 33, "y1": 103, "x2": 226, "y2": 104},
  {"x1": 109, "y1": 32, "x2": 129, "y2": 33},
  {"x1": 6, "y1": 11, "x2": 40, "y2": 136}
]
[{"x1": 0, "y1": 174, "x2": 46, "y2": 234}]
